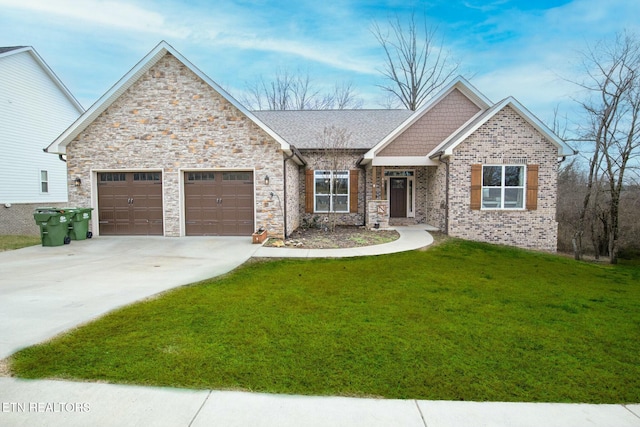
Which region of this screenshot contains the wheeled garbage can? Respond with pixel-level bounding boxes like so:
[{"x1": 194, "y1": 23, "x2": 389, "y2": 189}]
[
  {"x1": 66, "y1": 207, "x2": 93, "y2": 240},
  {"x1": 33, "y1": 208, "x2": 71, "y2": 246}
]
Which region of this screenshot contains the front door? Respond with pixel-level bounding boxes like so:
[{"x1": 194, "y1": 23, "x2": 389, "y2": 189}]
[{"x1": 390, "y1": 177, "x2": 407, "y2": 218}]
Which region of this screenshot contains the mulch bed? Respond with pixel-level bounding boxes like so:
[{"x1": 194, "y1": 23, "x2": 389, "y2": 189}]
[{"x1": 265, "y1": 226, "x2": 399, "y2": 249}]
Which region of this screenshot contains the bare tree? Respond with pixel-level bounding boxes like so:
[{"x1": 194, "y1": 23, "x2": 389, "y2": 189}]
[
  {"x1": 242, "y1": 69, "x2": 362, "y2": 110},
  {"x1": 314, "y1": 126, "x2": 354, "y2": 232},
  {"x1": 371, "y1": 12, "x2": 459, "y2": 110},
  {"x1": 572, "y1": 31, "x2": 640, "y2": 264}
]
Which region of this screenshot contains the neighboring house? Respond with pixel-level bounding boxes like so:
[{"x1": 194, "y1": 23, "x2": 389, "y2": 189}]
[
  {"x1": 0, "y1": 46, "x2": 84, "y2": 234},
  {"x1": 46, "y1": 41, "x2": 573, "y2": 251}
]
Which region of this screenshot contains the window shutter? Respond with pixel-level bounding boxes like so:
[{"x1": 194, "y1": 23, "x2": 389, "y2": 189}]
[
  {"x1": 305, "y1": 169, "x2": 314, "y2": 213},
  {"x1": 470, "y1": 164, "x2": 482, "y2": 210},
  {"x1": 349, "y1": 170, "x2": 358, "y2": 213},
  {"x1": 526, "y1": 164, "x2": 539, "y2": 210}
]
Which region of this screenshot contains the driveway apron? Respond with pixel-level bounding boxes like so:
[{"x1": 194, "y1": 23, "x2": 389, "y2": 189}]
[{"x1": 0, "y1": 236, "x2": 259, "y2": 359}]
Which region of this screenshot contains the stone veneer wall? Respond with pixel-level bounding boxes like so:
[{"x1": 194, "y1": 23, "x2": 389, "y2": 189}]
[
  {"x1": 66, "y1": 53, "x2": 286, "y2": 237},
  {"x1": 284, "y1": 157, "x2": 301, "y2": 236},
  {"x1": 448, "y1": 106, "x2": 559, "y2": 252},
  {"x1": 298, "y1": 150, "x2": 366, "y2": 227}
]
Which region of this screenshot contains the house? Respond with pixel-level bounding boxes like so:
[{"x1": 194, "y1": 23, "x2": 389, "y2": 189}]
[
  {"x1": 46, "y1": 41, "x2": 573, "y2": 251},
  {"x1": 0, "y1": 46, "x2": 84, "y2": 234}
]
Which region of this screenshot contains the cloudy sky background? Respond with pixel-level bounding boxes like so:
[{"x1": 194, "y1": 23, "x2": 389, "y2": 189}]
[{"x1": 1, "y1": 0, "x2": 639, "y2": 129}]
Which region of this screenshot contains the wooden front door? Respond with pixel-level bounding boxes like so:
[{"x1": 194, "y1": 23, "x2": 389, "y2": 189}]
[
  {"x1": 390, "y1": 177, "x2": 407, "y2": 218},
  {"x1": 97, "y1": 172, "x2": 163, "y2": 235}
]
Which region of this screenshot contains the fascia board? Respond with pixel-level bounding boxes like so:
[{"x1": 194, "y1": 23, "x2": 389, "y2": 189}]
[
  {"x1": 438, "y1": 97, "x2": 573, "y2": 157},
  {"x1": 371, "y1": 156, "x2": 439, "y2": 166}
]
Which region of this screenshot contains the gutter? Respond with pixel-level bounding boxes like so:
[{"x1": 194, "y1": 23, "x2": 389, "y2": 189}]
[{"x1": 43, "y1": 147, "x2": 66, "y2": 162}]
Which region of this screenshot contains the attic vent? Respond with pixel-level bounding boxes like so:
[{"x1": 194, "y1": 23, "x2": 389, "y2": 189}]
[{"x1": 504, "y1": 157, "x2": 528, "y2": 164}]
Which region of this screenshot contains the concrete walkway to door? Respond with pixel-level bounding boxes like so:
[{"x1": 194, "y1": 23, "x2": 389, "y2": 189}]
[{"x1": 0, "y1": 236, "x2": 260, "y2": 359}]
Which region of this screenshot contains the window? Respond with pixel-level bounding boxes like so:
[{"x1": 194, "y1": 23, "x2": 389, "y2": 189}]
[
  {"x1": 40, "y1": 170, "x2": 48, "y2": 193},
  {"x1": 314, "y1": 170, "x2": 349, "y2": 212},
  {"x1": 100, "y1": 173, "x2": 126, "y2": 182},
  {"x1": 134, "y1": 172, "x2": 161, "y2": 181},
  {"x1": 223, "y1": 172, "x2": 252, "y2": 181},
  {"x1": 187, "y1": 172, "x2": 215, "y2": 181},
  {"x1": 482, "y1": 165, "x2": 525, "y2": 209}
]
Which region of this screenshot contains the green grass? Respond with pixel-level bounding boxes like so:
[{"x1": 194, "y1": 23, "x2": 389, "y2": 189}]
[
  {"x1": 0, "y1": 235, "x2": 41, "y2": 251},
  {"x1": 9, "y1": 240, "x2": 640, "y2": 403}
]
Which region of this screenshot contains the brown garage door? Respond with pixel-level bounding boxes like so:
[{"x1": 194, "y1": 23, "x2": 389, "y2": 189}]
[
  {"x1": 98, "y1": 172, "x2": 163, "y2": 235},
  {"x1": 184, "y1": 171, "x2": 254, "y2": 236}
]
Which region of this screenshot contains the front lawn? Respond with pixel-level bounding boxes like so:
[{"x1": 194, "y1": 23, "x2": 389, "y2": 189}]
[
  {"x1": 0, "y1": 235, "x2": 40, "y2": 251},
  {"x1": 9, "y1": 240, "x2": 640, "y2": 403}
]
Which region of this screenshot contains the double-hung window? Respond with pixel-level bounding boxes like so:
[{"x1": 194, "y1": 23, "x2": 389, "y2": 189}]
[
  {"x1": 314, "y1": 170, "x2": 348, "y2": 212},
  {"x1": 40, "y1": 170, "x2": 49, "y2": 193},
  {"x1": 482, "y1": 165, "x2": 525, "y2": 209}
]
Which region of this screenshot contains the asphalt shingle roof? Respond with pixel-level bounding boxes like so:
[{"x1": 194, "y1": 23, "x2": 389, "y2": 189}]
[{"x1": 253, "y1": 109, "x2": 413, "y2": 150}]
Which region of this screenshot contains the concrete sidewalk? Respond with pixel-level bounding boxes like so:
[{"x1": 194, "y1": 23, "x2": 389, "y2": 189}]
[
  {"x1": 1, "y1": 378, "x2": 638, "y2": 427},
  {"x1": 254, "y1": 225, "x2": 434, "y2": 258},
  {"x1": 1, "y1": 227, "x2": 638, "y2": 426}
]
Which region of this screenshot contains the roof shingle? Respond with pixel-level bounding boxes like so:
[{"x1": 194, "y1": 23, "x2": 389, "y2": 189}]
[{"x1": 253, "y1": 110, "x2": 413, "y2": 149}]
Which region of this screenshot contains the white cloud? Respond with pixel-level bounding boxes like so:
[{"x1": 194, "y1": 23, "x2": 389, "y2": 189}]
[
  {"x1": 214, "y1": 34, "x2": 378, "y2": 75},
  {"x1": 0, "y1": 0, "x2": 189, "y2": 38}
]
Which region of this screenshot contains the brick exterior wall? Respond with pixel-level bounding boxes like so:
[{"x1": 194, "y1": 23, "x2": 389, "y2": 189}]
[
  {"x1": 425, "y1": 164, "x2": 447, "y2": 231},
  {"x1": 299, "y1": 150, "x2": 366, "y2": 227},
  {"x1": 65, "y1": 53, "x2": 286, "y2": 237},
  {"x1": 0, "y1": 202, "x2": 66, "y2": 235},
  {"x1": 379, "y1": 89, "x2": 481, "y2": 156},
  {"x1": 447, "y1": 106, "x2": 559, "y2": 252}
]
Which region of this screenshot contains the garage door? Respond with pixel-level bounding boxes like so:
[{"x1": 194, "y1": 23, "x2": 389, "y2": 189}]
[
  {"x1": 97, "y1": 172, "x2": 163, "y2": 235},
  {"x1": 184, "y1": 171, "x2": 254, "y2": 236}
]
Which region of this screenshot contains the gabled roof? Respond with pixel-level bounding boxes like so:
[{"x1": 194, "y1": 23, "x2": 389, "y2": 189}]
[
  {"x1": 429, "y1": 96, "x2": 575, "y2": 158},
  {"x1": 253, "y1": 110, "x2": 412, "y2": 150},
  {"x1": 360, "y1": 76, "x2": 492, "y2": 164},
  {"x1": 46, "y1": 41, "x2": 294, "y2": 158},
  {"x1": 0, "y1": 46, "x2": 27, "y2": 54},
  {"x1": 0, "y1": 46, "x2": 84, "y2": 113}
]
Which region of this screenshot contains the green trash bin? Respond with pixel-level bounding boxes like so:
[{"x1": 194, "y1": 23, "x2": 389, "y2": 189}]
[
  {"x1": 33, "y1": 208, "x2": 71, "y2": 247},
  {"x1": 66, "y1": 207, "x2": 93, "y2": 240}
]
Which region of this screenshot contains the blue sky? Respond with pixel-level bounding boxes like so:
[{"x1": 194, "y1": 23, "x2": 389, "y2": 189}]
[{"x1": 1, "y1": 0, "x2": 639, "y2": 126}]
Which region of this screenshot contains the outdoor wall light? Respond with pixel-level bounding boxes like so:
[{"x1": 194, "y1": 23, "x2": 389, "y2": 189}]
[
  {"x1": 264, "y1": 175, "x2": 269, "y2": 185},
  {"x1": 74, "y1": 177, "x2": 82, "y2": 187}
]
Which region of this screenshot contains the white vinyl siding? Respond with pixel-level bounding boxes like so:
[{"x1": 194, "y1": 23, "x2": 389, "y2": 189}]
[{"x1": 0, "y1": 49, "x2": 82, "y2": 203}]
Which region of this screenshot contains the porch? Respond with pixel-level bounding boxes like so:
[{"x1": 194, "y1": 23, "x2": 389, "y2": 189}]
[{"x1": 366, "y1": 165, "x2": 444, "y2": 231}]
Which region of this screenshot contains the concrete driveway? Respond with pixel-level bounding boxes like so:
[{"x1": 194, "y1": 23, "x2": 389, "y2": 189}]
[{"x1": 0, "y1": 236, "x2": 260, "y2": 359}]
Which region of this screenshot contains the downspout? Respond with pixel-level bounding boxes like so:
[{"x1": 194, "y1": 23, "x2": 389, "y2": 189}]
[
  {"x1": 282, "y1": 145, "x2": 306, "y2": 238},
  {"x1": 358, "y1": 162, "x2": 367, "y2": 227},
  {"x1": 437, "y1": 152, "x2": 450, "y2": 235}
]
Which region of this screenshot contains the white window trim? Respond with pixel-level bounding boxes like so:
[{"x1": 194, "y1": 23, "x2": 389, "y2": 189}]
[
  {"x1": 384, "y1": 170, "x2": 415, "y2": 217},
  {"x1": 314, "y1": 170, "x2": 349, "y2": 213},
  {"x1": 39, "y1": 170, "x2": 49, "y2": 194},
  {"x1": 481, "y1": 164, "x2": 526, "y2": 210}
]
